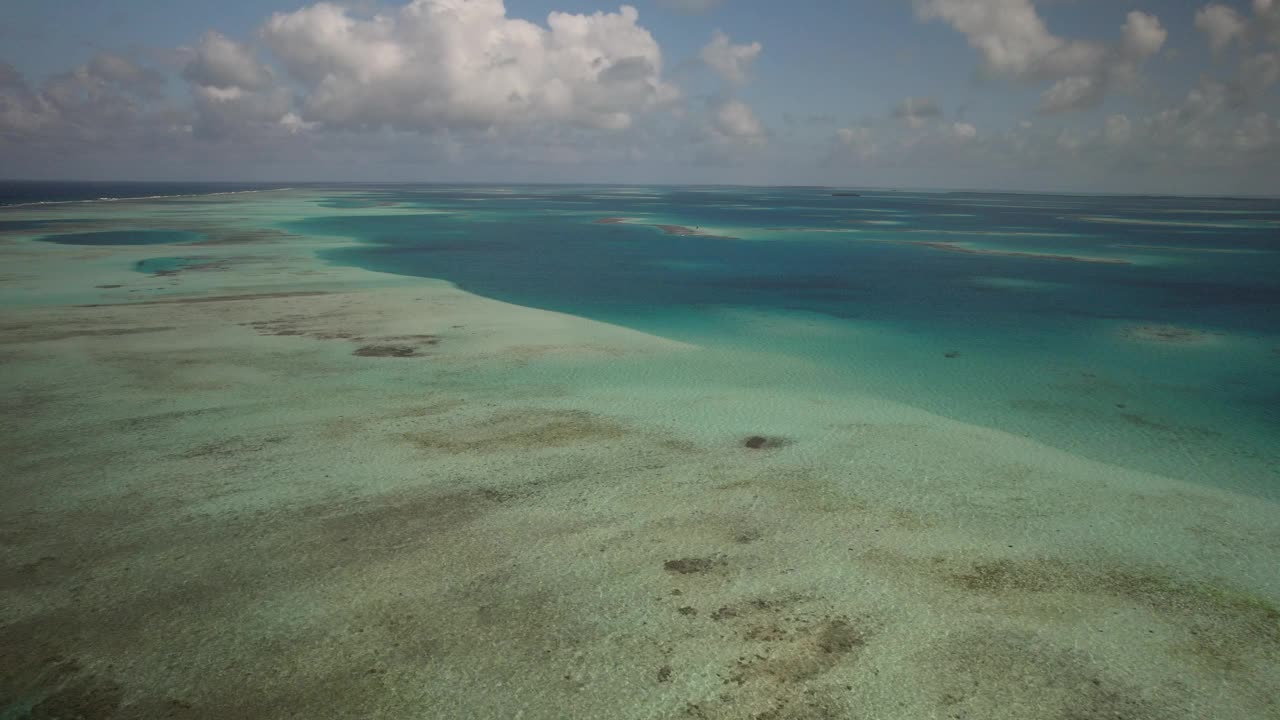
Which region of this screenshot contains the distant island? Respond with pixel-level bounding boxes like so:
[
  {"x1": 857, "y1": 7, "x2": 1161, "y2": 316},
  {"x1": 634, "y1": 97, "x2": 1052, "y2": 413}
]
[{"x1": 831, "y1": 192, "x2": 861, "y2": 197}]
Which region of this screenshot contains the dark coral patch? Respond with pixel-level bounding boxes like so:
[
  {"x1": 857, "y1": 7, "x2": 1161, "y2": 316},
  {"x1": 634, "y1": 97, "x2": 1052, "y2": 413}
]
[
  {"x1": 382, "y1": 334, "x2": 440, "y2": 345},
  {"x1": 0, "y1": 653, "x2": 124, "y2": 720},
  {"x1": 77, "y1": 291, "x2": 330, "y2": 308},
  {"x1": 945, "y1": 557, "x2": 1280, "y2": 671},
  {"x1": 352, "y1": 344, "x2": 419, "y2": 358},
  {"x1": 406, "y1": 410, "x2": 628, "y2": 453},
  {"x1": 743, "y1": 435, "x2": 789, "y2": 450},
  {"x1": 816, "y1": 619, "x2": 865, "y2": 654},
  {"x1": 696, "y1": 601, "x2": 870, "y2": 719},
  {"x1": 24, "y1": 677, "x2": 124, "y2": 720},
  {"x1": 190, "y1": 228, "x2": 293, "y2": 246},
  {"x1": 39, "y1": 230, "x2": 201, "y2": 246},
  {"x1": 926, "y1": 627, "x2": 1175, "y2": 720},
  {"x1": 663, "y1": 556, "x2": 726, "y2": 575},
  {"x1": 710, "y1": 606, "x2": 740, "y2": 621}
]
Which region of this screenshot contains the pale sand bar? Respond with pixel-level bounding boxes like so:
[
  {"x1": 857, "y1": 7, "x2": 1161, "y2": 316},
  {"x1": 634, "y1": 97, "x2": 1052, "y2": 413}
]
[{"x1": 2, "y1": 195, "x2": 1278, "y2": 720}]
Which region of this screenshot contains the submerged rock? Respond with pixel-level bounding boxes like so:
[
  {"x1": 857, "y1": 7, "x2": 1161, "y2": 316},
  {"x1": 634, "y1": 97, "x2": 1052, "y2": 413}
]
[
  {"x1": 353, "y1": 344, "x2": 420, "y2": 358},
  {"x1": 663, "y1": 556, "x2": 726, "y2": 574},
  {"x1": 743, "y1": 435, "x2": 790, "y2": 450}
]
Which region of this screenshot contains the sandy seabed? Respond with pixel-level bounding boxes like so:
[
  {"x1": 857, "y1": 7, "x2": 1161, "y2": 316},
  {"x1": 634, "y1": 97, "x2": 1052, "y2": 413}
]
[{"x1": 2, "y1": 193, "x2": 1278, "y2": 720}]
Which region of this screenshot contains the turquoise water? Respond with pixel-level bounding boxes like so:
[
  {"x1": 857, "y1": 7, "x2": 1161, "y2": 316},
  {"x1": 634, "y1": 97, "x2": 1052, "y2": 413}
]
[
  {"x1": 0, "y1": 219, "x2": 105, "y2": 232},
  {"x1": 277, "y1": 186, "x2": 1280, "y2": 497},
  {"x1": 38, "y1": 230, "x2": 203, "y2": 246},
  {"x1": 3, "y1": 184, "x2": 1275, "y2": 496}
]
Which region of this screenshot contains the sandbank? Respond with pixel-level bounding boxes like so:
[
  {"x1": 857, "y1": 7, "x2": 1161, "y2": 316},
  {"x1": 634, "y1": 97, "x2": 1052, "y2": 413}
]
[{"x1": 2, "y1": 195, "x2": 1277, "y2": 720}]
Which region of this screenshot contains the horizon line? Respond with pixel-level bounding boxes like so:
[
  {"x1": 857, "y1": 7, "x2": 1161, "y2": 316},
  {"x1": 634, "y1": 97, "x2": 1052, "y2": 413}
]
[{"x1": 1, "y1": 178, "x2": 1278, "y2": 202}]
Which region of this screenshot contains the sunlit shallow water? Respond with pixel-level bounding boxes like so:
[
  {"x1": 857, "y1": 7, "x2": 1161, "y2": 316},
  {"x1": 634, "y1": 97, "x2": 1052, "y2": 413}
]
[
  {"x1": 12, "y1": 183, "x2": 1280, "y2": 497},
  {"x1": 39, "y1": 229, "x2": 203, "y2": 245},
  {"x1": 297, "y1": 186, "x2": 1280, "y2": 497},
  {"x1": 4, "y1": 183, "x2": 1280, "y2": 719}
]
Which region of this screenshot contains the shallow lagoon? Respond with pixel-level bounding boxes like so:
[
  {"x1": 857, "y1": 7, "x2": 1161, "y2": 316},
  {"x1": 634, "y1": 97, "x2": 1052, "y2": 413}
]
[
  {"x1": 2, "y1": 185, "x2": 1279, "y2": 720},
  {"x1": 292, "y1": 186, "x2": 1280, "y2": 497}
]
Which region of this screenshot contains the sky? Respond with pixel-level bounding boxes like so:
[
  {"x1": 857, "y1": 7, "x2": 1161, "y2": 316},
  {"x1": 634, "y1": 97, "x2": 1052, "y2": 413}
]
[{"x1": 0, "y1": 0, "x2": 1277, "y2": 195}]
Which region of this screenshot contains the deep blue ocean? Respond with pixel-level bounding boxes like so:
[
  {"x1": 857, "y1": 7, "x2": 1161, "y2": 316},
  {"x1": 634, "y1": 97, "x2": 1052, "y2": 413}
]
[{"x1": 295, "y1": 185, "x2": 1280, "y2": 496}]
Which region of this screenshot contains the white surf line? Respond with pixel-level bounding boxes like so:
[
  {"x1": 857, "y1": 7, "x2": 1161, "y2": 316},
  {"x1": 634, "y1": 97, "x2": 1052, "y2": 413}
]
[{"x1": 0, "y1": 187, "x2": 296, "y2": 209}]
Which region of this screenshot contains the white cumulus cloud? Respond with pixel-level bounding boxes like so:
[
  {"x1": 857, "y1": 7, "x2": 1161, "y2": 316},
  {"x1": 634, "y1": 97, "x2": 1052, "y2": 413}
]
[
  {"x1": 700, "y1": 30, "x2": 762, "y2": 85},
  {"x1": 1040, "y1": 75, "x2": 1101, "y2": 113},
  {"x1": 949, "y1": 121, "x2": 977, "y2": 141},
  {"x1": 183, "y1": 31, "x2": 275, "y2": 91},
  {"x1": 1121, "y1": 11, "x2": 1167, "y2": 60},
  {"x1": 87, "y1": 52, "x2": 166, "y2": 99},
  {"x1": 712, "y1": 98, "x2": 765, "y2": 143},
  {"x1": 1195, "y1": 5, "x2": 1247, "y2": 52},
  {"x1": 1258, "y1": 0, "x2": 1280, "y2": 46},
  {"x1": 0, "y1": 57, "x2": 179, "y2": 148},
  {"x1": 181, "y1": 31, "x2": 295, "y2": 140},
  {"x1": 259, "y1": 0, "x2": 679, "y2": 132},
  {"x1": 1193, "y1": 2, "x2": 1280, "y2": 102},
  {"x1": 913, "y1": 0, "x2": 1101, "y2": 78},
  {"x1": 1241, "y1": 51, "x2": 1280, "y2": 94},
  {"x1": 834, "y1": 126, "x2": 879, "y2": 162},
  {"x1": 893, "y1": 97, "x2": 943, "y2": 128},
  {"x1": 913, "y1": 0, "x2": 1165, "y2": 113}
]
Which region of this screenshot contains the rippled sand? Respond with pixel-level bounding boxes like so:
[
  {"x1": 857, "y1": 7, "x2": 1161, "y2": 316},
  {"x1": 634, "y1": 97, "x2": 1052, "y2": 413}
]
[{"x1": 2, "y1": 193, "x2": 1279, "y2": 720}]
